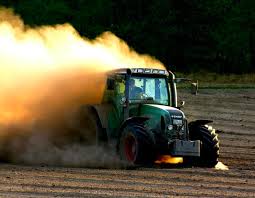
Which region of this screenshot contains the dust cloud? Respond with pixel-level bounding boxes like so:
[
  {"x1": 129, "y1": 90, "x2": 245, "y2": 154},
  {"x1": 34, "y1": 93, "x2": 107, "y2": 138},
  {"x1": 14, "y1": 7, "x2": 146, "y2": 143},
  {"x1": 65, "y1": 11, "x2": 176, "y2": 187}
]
[
  {"x1": 0, "y1": 7, "x2": 165, "y2": 167},
  {"x1": 215, "y1": 162, "x2": 229, "y2": 170}
]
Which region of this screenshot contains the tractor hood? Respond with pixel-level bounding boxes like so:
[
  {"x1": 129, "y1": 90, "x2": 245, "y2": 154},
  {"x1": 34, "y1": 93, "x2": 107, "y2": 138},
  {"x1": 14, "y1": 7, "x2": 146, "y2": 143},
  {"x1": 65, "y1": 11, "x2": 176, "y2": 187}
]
[
  {"x1": 137, "y1": 104, "x2": 187, "y2": 140},
  {"x1": 141, "y1": 104, "x2": 185, "y2": 119}
]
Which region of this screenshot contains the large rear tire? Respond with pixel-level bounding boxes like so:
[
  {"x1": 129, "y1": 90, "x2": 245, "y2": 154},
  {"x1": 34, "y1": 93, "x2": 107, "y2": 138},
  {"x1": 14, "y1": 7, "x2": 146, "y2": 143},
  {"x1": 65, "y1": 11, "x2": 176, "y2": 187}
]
[
  {"x1": 186, "y1": 124, "x2": 219, "y2": 167},
  {"x1": 119, "y1": 123, "x2": 155, "y2": 165}
]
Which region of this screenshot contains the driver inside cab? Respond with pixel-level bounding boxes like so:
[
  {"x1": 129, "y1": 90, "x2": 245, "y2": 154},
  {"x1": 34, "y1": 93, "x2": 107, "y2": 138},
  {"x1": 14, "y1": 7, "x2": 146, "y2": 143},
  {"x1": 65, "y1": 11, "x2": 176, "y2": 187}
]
[{"x1": 129, "y1": 79, "x2": 143, "y2": 99}]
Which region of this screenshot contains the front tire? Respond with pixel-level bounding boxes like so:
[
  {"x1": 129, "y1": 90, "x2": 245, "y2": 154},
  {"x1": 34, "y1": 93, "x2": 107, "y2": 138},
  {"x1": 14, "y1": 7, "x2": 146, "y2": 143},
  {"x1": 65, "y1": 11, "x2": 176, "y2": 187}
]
[
  {"x1": 186, "y1": 124, "x2": 220, "y2": 167},
  {"x1": 119, "y1": 124, "x2": 155, "y2": 165}
]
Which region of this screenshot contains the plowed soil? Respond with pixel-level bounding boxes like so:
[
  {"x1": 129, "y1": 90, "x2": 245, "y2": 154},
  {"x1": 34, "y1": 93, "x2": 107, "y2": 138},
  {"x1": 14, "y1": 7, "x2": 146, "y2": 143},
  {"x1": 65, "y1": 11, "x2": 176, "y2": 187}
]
[{"x1": 0, "y1": 89, "x2": 254, "y2": 197}]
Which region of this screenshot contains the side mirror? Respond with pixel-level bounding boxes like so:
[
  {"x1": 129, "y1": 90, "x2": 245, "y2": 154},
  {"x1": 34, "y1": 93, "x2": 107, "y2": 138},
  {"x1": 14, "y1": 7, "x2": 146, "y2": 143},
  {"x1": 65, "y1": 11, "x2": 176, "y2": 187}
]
[
  {"x1": 180, "y1": 100, "x2": 185, "y2": 107},
  {"x1": 107, "y1": 78, "x2": 114, "y2": 90},
  {"x1": 177, "y1": 100, "x2": 185, "y2": 110}
]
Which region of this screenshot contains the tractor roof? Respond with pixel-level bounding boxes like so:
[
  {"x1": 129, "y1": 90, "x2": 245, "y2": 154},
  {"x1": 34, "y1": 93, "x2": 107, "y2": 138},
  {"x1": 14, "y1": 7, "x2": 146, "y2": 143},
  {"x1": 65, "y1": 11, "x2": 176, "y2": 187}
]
[{"x1": 108, "y1": 68, "x2": 169, "y2": 76}]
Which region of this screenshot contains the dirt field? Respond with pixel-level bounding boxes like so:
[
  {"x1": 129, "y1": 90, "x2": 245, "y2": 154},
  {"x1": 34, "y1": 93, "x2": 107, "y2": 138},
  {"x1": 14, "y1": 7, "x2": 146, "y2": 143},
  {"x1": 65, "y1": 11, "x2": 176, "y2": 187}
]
[{"x1": 0, "y1": 88, "x2": 254, "y2": 197}]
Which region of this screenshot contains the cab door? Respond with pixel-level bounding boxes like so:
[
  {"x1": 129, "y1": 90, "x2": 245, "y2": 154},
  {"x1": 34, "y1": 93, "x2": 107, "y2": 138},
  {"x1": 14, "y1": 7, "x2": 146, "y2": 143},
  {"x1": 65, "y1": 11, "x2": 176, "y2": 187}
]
[{"x1": 107, "y1": 76, "x2": 126, "y2": 138}]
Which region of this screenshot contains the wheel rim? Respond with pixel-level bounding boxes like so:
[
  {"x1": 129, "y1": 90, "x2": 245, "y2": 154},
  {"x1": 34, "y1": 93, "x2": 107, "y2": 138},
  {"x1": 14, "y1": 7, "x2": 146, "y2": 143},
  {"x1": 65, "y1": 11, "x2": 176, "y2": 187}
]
[{"x1": 124, "y1": 134, "x2": 137, "y2": 162}]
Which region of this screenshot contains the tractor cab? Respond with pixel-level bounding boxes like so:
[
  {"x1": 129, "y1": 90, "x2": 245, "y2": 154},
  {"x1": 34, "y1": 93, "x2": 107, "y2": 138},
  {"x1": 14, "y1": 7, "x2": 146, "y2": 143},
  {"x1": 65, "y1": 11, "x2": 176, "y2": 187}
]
[{"x1": 104, "y1": 68, "x2": 177, "y2": 118}]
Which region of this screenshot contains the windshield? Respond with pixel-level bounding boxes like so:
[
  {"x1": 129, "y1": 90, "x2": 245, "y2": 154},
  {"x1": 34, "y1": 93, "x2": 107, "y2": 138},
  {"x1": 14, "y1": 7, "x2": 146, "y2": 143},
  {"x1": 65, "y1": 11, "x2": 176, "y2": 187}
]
[{"x1": 129, "y1": 76, "x2": 170, "y2": 105}]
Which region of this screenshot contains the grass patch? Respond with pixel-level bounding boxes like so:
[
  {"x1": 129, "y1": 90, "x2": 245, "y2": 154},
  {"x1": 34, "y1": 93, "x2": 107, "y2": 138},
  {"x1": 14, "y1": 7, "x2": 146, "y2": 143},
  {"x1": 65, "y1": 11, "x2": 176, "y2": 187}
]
[{"x1": 175, "y1": 72, "x2": 255, "y2": 89}]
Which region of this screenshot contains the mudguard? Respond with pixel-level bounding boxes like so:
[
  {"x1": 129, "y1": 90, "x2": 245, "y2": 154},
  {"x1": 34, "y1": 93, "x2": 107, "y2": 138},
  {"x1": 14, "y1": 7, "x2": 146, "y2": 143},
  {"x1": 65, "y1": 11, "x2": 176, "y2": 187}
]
[
  {"x1": 92, "y1": 104, "x2": 114, "y2": 129},
  {"x1": 119, "y1": 116, "x2": 150, "y2": 132},
  {"x1": 189, "y1": 120, "x2": 213, "y2": 127}
]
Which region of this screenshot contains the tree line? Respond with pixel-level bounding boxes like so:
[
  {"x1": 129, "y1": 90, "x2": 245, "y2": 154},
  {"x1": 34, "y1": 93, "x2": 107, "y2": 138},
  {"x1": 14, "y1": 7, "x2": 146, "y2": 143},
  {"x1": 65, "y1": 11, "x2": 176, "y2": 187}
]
[{"x1": 1, "y1": 0, "x2": 255, "y2": 73}]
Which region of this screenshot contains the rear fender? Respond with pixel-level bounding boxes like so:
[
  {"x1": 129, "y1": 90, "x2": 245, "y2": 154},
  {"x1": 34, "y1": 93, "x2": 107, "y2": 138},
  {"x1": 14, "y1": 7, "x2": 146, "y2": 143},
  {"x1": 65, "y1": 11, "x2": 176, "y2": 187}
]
[
  {"x1": 90, "y1": 104, "x2": 113, "y2": 142},
  {"x1": 92, "y1": 104, "x2": 114, "y2": 129},
  {"x1": 80, "y1": 105, "x2": 102, "y2": 127},
  {"x1": 119, "y1": 116, "x2": 150, "y2": 133}
]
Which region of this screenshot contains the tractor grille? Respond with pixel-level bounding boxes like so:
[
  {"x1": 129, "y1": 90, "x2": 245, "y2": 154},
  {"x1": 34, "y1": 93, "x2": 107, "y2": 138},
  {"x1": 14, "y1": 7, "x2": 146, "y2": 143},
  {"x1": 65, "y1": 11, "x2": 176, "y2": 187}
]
[{"x1": 166, "y1": 119, "x2": 188, "y2": 140}]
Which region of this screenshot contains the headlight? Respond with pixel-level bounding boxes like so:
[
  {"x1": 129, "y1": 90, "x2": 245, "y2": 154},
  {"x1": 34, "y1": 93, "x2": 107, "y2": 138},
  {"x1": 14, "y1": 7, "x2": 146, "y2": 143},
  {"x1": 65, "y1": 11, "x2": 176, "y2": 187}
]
[
  {"x1": 167, "y1": 124, "x2": 173, "y2": 130},
  {"x1": 173, "y1": 119, "x2": 183, "y2": 125}
]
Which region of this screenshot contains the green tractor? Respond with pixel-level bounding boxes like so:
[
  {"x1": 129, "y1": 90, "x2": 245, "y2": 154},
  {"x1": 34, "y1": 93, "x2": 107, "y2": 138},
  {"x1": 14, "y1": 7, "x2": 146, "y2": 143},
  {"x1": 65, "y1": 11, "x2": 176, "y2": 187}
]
[{"x1": 79, "y1": 68, "x2": 219, "y2": 167}]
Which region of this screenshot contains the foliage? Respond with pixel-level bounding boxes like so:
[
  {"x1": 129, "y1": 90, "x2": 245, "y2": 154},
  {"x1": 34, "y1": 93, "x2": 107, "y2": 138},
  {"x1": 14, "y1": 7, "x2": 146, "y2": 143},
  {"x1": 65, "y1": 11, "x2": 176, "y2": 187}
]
[{"x1": 1, "y1": 0, "x2": 255, "y2": 73}]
